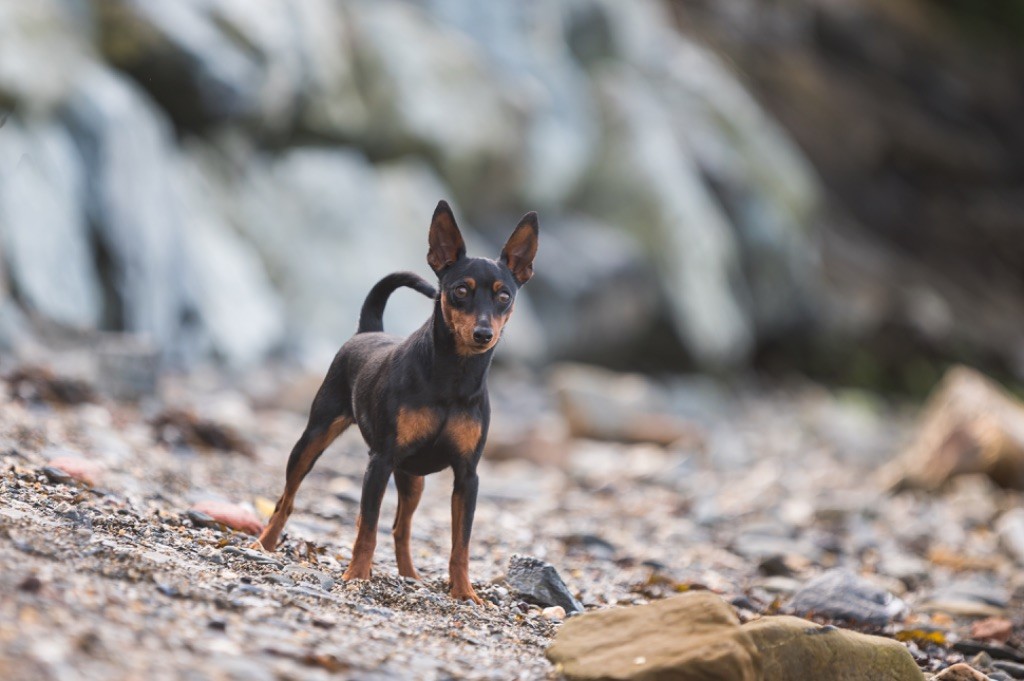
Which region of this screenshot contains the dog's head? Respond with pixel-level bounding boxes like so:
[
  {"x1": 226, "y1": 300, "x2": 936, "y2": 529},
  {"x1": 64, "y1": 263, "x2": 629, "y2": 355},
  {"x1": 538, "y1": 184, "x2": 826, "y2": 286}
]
[{"x1": 427, "y1": 201, "x2": 538, "y2": 356}]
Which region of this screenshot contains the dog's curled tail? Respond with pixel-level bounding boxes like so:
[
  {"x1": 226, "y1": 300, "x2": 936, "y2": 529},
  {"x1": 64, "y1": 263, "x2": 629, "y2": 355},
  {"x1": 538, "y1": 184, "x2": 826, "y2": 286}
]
[{"x1": 357, "y1": 271, "x2": 437, "y2": 333}]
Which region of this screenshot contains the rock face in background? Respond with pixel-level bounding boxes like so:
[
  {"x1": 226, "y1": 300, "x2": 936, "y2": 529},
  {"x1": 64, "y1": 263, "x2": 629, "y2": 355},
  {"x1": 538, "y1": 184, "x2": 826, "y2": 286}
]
[
  {"x1": 671, "y1": 0, "x2": 1024, "y2": 388},
  {"x1": 0, "y1": 0, "x2": 1020, "y2": 384}
]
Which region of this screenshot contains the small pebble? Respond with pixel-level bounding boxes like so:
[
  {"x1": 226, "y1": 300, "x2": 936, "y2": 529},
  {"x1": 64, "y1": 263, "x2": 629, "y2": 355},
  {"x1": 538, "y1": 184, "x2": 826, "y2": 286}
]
[{"x1": 542, "y1": 606, "x2": 566, "y2": 621}]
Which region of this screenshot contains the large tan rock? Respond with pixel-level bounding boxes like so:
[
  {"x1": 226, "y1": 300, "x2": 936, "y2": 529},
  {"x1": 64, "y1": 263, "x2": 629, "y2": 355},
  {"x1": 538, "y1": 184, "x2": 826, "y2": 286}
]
[
  {"x1": 888, "y1": 366, "x2": 1024, "y2": 491},
  {"x1": 743, "y1": 616, "x2": 924, "y2": 681},
  {"x1": 545, "y1": 592, "x2": 761, "y2": 681}
]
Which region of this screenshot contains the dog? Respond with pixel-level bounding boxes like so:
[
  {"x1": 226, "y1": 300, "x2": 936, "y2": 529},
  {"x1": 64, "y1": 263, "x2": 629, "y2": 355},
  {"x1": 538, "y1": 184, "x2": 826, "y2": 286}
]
[{"x1": 253, "y1": 200, "x2": 538, "y2": 604}]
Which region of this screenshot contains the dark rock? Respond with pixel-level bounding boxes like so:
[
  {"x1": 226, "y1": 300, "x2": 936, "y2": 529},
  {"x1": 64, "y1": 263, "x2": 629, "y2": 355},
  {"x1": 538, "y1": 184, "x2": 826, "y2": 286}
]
[
  {"x1": 41, "y1": 466, "x2": 74, "y2": 485},
  {"x1": 18, "y1": 575, "x2": 42, "y2": 593},
  {"x1": 506, "y1": 554, "x2": 583, "y2": 614},
  {"x1": 153, "y1": 409, "x2": 254, "y2": 457},
  {"x1": 561, "y1": 533, "x2": 616, "y2": 560},
  {"x1": 546, "y1": 592, "x2": 760, "y2": 680},
  {"x1": 7, "y1": 367, "x2": 96, "y2": 406},
  {"x1": 788, "y1": 569, "x2": 906, "y2": 626},
  {"x1": 954, "y1": 641, "x2": 1024, "y2": 664},
  {"x1": 993, "y1": 662, "x2": 1024, "y2": 680}
]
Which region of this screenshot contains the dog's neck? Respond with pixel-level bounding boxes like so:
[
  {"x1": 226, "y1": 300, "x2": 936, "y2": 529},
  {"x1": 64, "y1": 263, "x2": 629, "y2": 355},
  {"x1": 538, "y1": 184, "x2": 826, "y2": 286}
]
[{"x1": 405, "y1": 299, "x2": 492, "y2": 401}]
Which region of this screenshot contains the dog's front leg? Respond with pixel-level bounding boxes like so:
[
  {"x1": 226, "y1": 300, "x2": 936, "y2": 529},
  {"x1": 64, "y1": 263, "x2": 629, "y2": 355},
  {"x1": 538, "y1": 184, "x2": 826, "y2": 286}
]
[
  {"x1": 343, "y1": 452, "x2": 393, "y2": 581},
  {"x1": 449, "y1": 463, "x2": 482, "y2": 604}
]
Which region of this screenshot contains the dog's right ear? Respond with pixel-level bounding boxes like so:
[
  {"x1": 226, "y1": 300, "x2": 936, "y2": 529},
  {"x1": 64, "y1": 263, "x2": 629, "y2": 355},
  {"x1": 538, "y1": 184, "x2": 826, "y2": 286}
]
[{"x1": 427, "y1": 200, "x2": 466, "y2": 274}]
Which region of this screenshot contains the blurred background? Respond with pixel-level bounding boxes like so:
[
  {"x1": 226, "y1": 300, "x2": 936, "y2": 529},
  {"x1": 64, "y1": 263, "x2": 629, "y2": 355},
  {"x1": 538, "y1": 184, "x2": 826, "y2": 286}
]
[{"x1": 1, "y1": 0, "x2": 1023, "y2": 395}]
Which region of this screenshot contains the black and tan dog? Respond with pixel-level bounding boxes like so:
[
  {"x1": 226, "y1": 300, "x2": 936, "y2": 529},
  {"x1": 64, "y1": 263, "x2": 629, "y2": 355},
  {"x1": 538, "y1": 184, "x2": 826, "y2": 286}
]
[{"x1": 253, "y1": 201, "x2": 538, "y2": 604}]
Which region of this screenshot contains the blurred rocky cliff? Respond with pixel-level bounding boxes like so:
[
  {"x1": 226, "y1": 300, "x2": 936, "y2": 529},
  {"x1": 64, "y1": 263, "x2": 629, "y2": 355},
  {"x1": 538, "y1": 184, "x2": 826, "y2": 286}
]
[{"x1": 0, "y1": 0, "x2": 1021, "y2": 390}]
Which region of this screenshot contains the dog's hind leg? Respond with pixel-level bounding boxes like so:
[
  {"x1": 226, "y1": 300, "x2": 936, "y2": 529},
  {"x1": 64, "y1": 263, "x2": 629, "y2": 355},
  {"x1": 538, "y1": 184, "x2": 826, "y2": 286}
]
[
  {"x1": 254, "y1": 398, "x2": 352, "y2": 551},
  {"x1": 392, "y1": 470, "x2": 425, "y2": 579}
]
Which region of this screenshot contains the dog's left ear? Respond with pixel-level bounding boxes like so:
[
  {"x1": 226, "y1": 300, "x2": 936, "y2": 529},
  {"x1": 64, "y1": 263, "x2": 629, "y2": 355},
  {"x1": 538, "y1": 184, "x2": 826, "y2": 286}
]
[{"x1": 500, "y1": 212, "x2": 539, "y2": 286}]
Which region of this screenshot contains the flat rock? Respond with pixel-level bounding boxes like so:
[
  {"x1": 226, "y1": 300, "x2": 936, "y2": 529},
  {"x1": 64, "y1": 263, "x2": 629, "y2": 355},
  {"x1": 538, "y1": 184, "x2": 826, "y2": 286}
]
[
  {"x1": 743, "y1": 615, "x2": 924, "y2": 681},
  {"x1": 996, "y1": 509, "x2": 1024, "y2": 566},
  {"x1": 45, "y1": 456, "x2": 104, "y2": 487},
  {"x1": 546, "y1": 592, "x2": 760, "y2": 680},
  {"x1": 972, "y1": 618, "x2": 1014, "y2": 644},
  {"x1": 922, "y1": 580, "x2": 1010, "y2": 618},
  {"x1": 933, "y1": 663, "x2": 993, "y2": 680},
  {"x1": 552, "y1": 364, "x2": 700, "y2": 446},
  {"x1": 890, "y1": 366, "x2": 1024, "y2": 491},
  {"x1": 190, "y1": 501, "x2": 263, "y2": 536},
  {"x1": 506, "y1": 554, "x2": 584, "y2": 615},
  {"x1": 789, "y1": 569, "x2": 906, "y2": 627}
]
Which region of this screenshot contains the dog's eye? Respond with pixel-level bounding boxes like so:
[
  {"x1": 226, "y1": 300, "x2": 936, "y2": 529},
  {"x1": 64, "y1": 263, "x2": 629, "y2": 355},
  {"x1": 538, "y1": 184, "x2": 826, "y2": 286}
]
[
  {"x1": 453, "y1": 285, "x2": 469, "y2": 299},
  {"x1": 496, "y1": 291, "x2": 511, "y2": 305}
]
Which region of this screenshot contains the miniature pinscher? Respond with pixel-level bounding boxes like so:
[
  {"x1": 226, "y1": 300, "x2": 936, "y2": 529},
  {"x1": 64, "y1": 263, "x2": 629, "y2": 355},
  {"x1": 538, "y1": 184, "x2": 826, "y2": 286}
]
[{"x1": 253, "y1": 201, "x2": 539, "y2": 604}]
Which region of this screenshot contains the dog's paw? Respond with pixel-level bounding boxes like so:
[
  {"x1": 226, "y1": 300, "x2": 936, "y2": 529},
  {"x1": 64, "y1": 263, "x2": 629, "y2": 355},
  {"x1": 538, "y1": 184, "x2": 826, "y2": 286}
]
[
  {"x1": 342, "y1": 566, "x2": 372, "y2": 582},
  {"x1": 451, "y1": 588, "x2": 484, "y2": 606}
]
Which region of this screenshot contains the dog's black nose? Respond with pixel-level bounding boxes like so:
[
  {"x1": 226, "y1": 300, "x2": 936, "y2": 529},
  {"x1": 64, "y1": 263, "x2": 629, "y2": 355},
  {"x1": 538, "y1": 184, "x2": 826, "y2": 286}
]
[{"x1": 473, "y1": 328, "x2": 494, "y2": 344}]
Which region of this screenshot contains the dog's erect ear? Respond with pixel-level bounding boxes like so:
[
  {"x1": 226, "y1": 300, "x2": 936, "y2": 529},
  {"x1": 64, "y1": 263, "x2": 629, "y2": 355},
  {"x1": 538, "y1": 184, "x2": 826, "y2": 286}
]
[
  {"x1": 500, "y1": 212, "x2": 539, "y2": 286},
  {"x1": 427, "y1": 200, "x2": 466, "y2": 274}
]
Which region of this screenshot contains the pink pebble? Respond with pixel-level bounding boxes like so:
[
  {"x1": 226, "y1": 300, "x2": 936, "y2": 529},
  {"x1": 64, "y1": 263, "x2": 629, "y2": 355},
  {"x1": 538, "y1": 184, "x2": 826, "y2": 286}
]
[
  {"x1": 47, "y1": 457, "x2": 104, "y2": 487},
  {"x1": 190, "y1": 500, "x2": 264, "y2": 536}
]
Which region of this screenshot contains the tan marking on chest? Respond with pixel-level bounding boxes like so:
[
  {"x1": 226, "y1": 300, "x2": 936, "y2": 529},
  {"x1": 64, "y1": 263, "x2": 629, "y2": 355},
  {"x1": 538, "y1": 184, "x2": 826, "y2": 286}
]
[
  {"x1": 396, "y1": 407, "x2": 440, "y2": 447},
  {"x1": 445, "y1": 414, "x2": 483, "y2": 455}
]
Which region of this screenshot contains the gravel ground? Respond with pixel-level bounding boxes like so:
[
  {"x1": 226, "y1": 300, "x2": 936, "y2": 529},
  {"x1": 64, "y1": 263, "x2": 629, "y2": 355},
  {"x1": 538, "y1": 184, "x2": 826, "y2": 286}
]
[{"x1": 1, "y1": 365, "x2": 1023, "y2": 680}]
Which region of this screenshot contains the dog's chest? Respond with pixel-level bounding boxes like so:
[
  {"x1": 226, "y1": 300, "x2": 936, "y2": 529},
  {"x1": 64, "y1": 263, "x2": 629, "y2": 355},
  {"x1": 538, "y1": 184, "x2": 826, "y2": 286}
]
[{"x1": 395, "y1": 406, "x2": 483, "y2": 458}]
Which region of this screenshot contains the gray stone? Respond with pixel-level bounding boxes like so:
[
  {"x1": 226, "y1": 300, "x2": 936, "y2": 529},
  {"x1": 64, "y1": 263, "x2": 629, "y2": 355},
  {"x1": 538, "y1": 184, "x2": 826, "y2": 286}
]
[
  {"x1": 96, "y1": 0, "x2": 266, "y2": 127},
  {"x1": 552, "y1": 363, "x2": 699, "y2": 446},
  {"x1": 996, "y1": 508, "x2": 1024, "y2": 566},
  {"x1": 582, "y1": 66, "x2": 753, "y2": 368},
  {"x1": 174, "y1": 153, "x2": 285, "y2": 367},
  {"x1": 65, "y1": 64, "x2": 188, "y2": 360},
  {"x1": 347, "y1": 0, "x2": 522, "y2": 206},
  {"x1": 0, "y1": 0, "x2": 92, "y2": 113},
  {"x1": 423, "y1": 0, "x2": 599, "y2": 208},
  {"x1": 506, "y1": 554, "x2": 583, "y2": 614},
  {"x1": 789, "y1": 569, "x2": 906, "y2": 626},
  {"x1": 0, "y1": 119, "x2": 102, "y2": 329}
]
